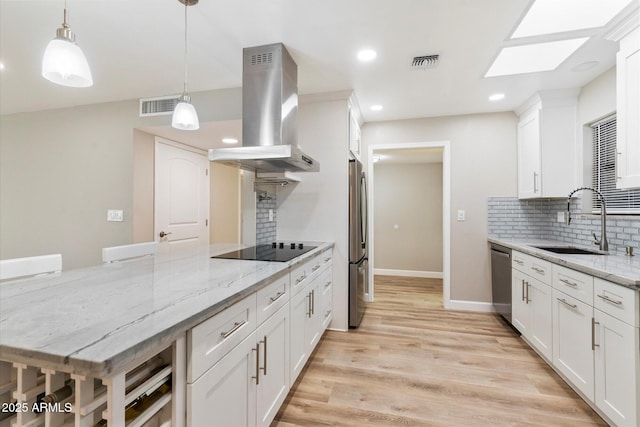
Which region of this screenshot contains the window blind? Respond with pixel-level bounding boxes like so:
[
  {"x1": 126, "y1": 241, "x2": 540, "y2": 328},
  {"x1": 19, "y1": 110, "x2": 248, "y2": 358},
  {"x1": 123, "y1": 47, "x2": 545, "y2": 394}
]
[{"x1": 592, "y1": 115, "x2": 640, "y2": 214}]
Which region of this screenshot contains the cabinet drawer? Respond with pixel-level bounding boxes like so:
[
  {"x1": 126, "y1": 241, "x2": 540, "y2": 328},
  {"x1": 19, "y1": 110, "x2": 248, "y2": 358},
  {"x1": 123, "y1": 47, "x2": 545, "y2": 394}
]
[
  {"x1": 594, "y1": 278, "x2": 639, "y2": 327},
  {"x1": 291, "y1": 256, "x2": 316, "y2": 296},
  {"x1": 256, "y1": 273, "x2": 289, "y2": 325},
  {"x1": 512, "y1": 251, "x2": 552, "y2": 285},
  {"x1": 188, "y1": 293, "x2": 256, "y2": 383},
  {"x1": 552, "y1": 265, "x2": 594, "y2": 305}
]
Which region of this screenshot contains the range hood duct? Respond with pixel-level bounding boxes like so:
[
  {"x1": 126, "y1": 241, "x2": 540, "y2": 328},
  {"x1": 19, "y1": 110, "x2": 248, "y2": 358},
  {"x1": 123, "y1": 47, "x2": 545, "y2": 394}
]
[{"x1": 208, "y1": 43, "x2": 319, "y2": 173}]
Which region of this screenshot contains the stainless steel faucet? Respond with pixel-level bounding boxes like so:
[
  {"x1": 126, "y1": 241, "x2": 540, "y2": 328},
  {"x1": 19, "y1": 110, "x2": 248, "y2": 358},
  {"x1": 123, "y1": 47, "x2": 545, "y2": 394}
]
[{"x1": 567, "y1": 187, "x2": 608, "y2": 252}]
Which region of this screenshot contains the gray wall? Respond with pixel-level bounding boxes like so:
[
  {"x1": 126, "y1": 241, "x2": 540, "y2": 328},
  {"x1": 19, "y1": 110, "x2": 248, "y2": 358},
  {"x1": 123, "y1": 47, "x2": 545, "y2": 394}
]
[
  {"x1": 362, "y1": 112, "x2": 519, "y2": 303},
  {"x1": 0, "y1": 88, "x2": 242, "y2": 269},
  {"x1": 373, "y1": 162, "x2": 443, "y2": 272}
]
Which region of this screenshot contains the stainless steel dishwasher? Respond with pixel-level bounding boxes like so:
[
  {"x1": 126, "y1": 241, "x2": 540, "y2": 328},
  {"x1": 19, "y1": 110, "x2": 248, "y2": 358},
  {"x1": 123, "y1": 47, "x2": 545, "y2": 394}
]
[{"x1": 490, "y1": 243, "x2": 513, "y2": 325}]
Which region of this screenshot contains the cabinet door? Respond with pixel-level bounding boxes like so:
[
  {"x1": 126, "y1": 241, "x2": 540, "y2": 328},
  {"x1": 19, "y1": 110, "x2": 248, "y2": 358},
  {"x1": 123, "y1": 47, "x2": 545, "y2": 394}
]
[
  {"x1": 617, "y1": 27, "x2": 640, "y2": 190},
  {"x1": 256, "y1": 304, "x2": 290, "y2": 427},
  {"x1": 552, "y1": 290, "x2": 594, "y2": 401},
  {"x1": 511, "y1": 269, "x2": 529, "y2": 335},
  {"x1": 594, "y1": 309, "x2": 639, "y2": 427},
  {"x1": 188, "y1": 331, "x2": 257, "y2": 427},
  {"x1": 517, "y1": 107, "x2": 542, "y2": 198},
  {"x1": 528, "y1": 279, "x2": 553, "y2": 361},
  {"x1": 306, "y1": 281, "x2": 322, "y2": 355},
  {"x1": 290, "y1": 285, "x2": 310, "y2": 385}
]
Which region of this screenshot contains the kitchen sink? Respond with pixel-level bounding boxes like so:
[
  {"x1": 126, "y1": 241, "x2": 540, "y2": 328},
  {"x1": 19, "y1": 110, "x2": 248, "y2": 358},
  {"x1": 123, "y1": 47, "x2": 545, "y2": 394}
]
[{"x1": 532, "y1": 246, "x2": 606, "y2": 255}]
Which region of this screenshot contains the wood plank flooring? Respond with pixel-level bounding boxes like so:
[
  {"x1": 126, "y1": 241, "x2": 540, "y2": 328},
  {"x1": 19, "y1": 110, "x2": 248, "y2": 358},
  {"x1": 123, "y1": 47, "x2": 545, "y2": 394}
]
[{"x1": 273, "y1": 276, "x2": 607, "y2": 426}]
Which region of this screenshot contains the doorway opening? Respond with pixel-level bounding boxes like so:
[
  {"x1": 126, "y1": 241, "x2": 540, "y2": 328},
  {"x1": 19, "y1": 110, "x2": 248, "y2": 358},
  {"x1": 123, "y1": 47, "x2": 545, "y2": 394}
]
[{"x1": 367, "y1": 141, "x2": 451, "y2": 307}]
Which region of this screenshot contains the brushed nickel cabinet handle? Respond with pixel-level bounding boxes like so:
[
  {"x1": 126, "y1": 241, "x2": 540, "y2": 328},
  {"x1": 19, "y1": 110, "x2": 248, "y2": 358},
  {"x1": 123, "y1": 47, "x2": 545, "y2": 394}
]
[
  {"x1": 311, "y1": 289, "x2": 315, "y2": 315},
  {"x1": 296, "y1": 274, "x2": 307, "y2": 284},
  {"x1": 514, "y1": 259, "x2": 524, "y2": 265},
  {"x1": 526, "y1": 282, "x2": 531, "y2": 304},
  {"x1": 252, "y1": 343, "x2": 260, "y2": 385},
  {"x1": 307, "y1": 293, "x2": 312, "y2": 318},
  {"x1": 557, "y1": 298, "x2": 577, "y2": 310},
  {"x1": 312, "y1": 264, "x2": 321, "y2": 272},
  {"x1": 221, "y1": 320, "x2": 247, "y2": 339},
  {"x1": 597, "y1": 294, "x2": 623, "y2": 305},
  {"x1": 531, "y1": 266, "x2": 545, "y2": 274},
  {"x1": 324, "y1": 257, "x2": 331, "y2": 262},
  {"x1": 324, "y1": 280, "x2": 332, "y2": 289},
  {"x1": 269, "y1": 291, "x2": 286, "y2": 304},
  {"x1": 560, "y1": 278, "x2": 578, "y2": 287},
  {"x1": 260, "y1": 335, "x2": 267, "y2": 376},
  {"x1": 521, "y1": 279, "x2": 525, "y2": 302},
  {"x1": 592, "y1": 317, "x2": 600, "y2": 350}
]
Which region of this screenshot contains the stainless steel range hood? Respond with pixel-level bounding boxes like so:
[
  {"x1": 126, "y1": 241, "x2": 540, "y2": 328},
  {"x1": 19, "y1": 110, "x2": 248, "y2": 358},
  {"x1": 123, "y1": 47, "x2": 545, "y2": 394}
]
[{"x1": 208, "y1": 43, "x2": 319, "y2": 173}]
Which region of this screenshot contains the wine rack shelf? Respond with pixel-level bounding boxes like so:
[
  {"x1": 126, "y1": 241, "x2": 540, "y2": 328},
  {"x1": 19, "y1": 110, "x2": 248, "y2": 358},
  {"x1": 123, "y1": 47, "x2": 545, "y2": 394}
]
[{"x1": 0, "y1": 335, "x2": 186, "y2": 427}]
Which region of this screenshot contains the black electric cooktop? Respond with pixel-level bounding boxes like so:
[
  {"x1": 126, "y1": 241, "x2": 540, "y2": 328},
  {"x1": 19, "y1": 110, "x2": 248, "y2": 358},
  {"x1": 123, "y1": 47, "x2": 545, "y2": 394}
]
[{"x1": 212, "y1": 242, "x2": 317, "y2": 262}]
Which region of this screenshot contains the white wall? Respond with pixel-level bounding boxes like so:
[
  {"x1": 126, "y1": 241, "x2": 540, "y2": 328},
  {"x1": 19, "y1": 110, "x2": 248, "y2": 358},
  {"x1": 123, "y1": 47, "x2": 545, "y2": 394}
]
[
  {"x1": 362, "y1": 112, "x2": 518, "y2": 304},
  {"x1": 277, "y1": 95, "x2": 350, "y2": 331},
  {"x1": 0, "y1": 88, "x2": 242, "y2": 269},
  {"x1": 373, "y1": 162, "x2": 443, "y2": 273}
]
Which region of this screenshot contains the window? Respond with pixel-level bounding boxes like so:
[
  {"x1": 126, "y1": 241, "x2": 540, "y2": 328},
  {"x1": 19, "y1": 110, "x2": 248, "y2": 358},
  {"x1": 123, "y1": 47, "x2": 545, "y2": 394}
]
[{"x1": 592, "y1": 115, "x2": 640, "y2": 214}]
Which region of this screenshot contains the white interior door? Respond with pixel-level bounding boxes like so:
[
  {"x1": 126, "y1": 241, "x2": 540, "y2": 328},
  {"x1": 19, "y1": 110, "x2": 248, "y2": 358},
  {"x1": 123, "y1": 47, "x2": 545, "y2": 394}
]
[{"x1": 155, "y1": 139, "x2": 209, "y2": 256}]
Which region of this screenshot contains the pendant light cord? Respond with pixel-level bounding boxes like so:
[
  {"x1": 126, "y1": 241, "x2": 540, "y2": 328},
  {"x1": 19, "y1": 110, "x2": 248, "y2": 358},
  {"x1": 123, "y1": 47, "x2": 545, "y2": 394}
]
[{"x1": 183, "y1": 1, "x2": 188, "y2": 94}]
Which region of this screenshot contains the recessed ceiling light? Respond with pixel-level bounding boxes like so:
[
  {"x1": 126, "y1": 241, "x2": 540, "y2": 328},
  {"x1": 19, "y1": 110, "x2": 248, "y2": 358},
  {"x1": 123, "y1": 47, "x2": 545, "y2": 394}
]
[
  {"x1": 571, "y1": 61, "x2": 599, "y2": 72},
  {"x1": 370, "y1": 105, "x2": 383, "y2": 111},
  {"x1": 512, "y1": 0, "x2": 634, "y2": 38},
  {"x1": 485, "y1": 38, "x2": 589, "y2": 77},
  {"x1": 0, "y1": 62, "x2": 5, "y2": 71},
  {"x1": 222, "y1": 138, "x2": 238, "y2": 144},
  {"x1": 489, "y1": 93, "x2": 505, "y2": 101},
  {"x1": 357, "y1": 49, "x2": 377, "y2": 61}
]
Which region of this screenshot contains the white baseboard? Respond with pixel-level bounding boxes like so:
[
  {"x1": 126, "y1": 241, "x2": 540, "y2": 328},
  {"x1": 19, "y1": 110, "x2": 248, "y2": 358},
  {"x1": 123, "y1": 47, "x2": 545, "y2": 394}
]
[
  {"x1": 374, "y1": 268, "x2": 443, "y2": 279},
  {"x1": 445, "y1": 299, "x2": 495, "y2": 313}
]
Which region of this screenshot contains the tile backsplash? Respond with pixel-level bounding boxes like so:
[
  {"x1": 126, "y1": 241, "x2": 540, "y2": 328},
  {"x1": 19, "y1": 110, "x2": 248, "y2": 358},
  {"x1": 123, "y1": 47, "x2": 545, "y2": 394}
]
[
  {"x1": 256, "y1": 191, "x2": 277, "y2": 245},
  {"x1": 488, "y1": 197, "x2": 640, "y2": 255}
]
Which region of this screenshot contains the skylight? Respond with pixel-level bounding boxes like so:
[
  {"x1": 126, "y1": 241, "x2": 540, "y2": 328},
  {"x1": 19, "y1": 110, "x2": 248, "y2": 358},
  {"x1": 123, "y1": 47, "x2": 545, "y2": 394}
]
[
  {"x1": 512, "y1": 0, "x2": 634, "y2": 38},
  {"x1": 485, "y1": 38, "x2": 589, "y2": 77}
]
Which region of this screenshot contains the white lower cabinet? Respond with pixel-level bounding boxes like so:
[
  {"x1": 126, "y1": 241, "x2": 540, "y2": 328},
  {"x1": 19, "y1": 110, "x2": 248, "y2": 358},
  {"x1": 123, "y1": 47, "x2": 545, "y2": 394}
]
[
  {"x1": 511, "y1": 263, "x2": 552, "y2": 360},
  {"x1": 552, "y1": 289, "x2": 594, "y2": 401},
  {"x1": 594, "y1": 309, "x2": 639, "y2": 427},
  {"x1": 290, "y1": 278, "x2": 321, "y2": 385},
  {"x1": 188, "y1": 331, "x2": 257, "y2": 427}
]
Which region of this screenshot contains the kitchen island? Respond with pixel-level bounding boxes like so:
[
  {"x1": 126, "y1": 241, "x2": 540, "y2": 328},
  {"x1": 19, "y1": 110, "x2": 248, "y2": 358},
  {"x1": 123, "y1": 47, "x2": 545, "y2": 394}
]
[{"x1": 0, "y1": 242, "x2": 334, "y2": 427}]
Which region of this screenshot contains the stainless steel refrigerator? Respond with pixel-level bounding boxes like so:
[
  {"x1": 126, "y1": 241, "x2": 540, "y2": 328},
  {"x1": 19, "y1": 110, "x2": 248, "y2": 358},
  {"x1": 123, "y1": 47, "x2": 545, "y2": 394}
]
[{"x1": 349, "y1": 158, "x2": 368, "y2": 328}]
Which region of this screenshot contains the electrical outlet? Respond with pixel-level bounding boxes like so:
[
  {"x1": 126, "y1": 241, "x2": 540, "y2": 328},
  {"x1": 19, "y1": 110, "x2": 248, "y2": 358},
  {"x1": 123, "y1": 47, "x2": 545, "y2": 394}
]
[
  {"x1": 457, "y1": 210, "x2": 465, "y2": 221},
  {"x1": 107, "y1": 209, "x2": 124, "y2": 222},
  {"x1": 268, "y1": 209, "x2": 274, "y2": 222}
]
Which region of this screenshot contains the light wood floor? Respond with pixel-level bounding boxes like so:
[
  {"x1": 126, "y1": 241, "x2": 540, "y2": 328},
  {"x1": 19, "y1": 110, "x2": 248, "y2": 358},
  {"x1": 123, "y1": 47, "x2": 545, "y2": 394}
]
[{"x1": 273, "y1": 276, "x2": 607, "y2": 426}]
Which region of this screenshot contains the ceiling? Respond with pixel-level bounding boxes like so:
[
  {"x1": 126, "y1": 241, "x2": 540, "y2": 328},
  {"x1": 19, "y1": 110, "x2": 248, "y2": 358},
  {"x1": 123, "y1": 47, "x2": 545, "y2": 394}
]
[{"x1": 1, "y1": 0, "x2": 637, "y2": 150}]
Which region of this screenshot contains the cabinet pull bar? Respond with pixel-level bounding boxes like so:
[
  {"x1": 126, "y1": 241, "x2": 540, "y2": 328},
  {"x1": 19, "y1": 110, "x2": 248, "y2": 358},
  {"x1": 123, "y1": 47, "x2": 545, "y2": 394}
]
[
  {"x1": 557, "y1": 298, "x2": 577, "y2": 310},
  {"x1": 596, "y1": 294, "x2": 622, "y2": 305},
  {"x1": 324, "y1": 280, "x2": 332, "y2": 289},
  {"x1": 531, "y1": 266, "x2": 544, "y2": 273},
  {"x1": 514, "y1": 259, "x2": 524, "y2": 265},
  {"x1": 221, "y1": 320, "x2": 247, "y2": 339},
  {"x1": 307, "y1": 293, "x2": 312, "y2": 318},
  {"x1": 592, "y1": 317, "x2": 600, "y2": 350},
  {"x1": 253, "y1": 343, "x2": 260, "y2": 385},
  {"x1": 312, "y1": 264, "x2": 321, "y2": 272},
  {"x1": 311, "y1": 290, "x2": 315, "y2": 315},
  {"x1": 324, "y1": 257, "x2": 331, "y2": 262},
  {"x1": 296, "y1": 274, "x2": 307, "y2": 284},
  {"x1": 559, "y1": 278, "x2": 578, "y2": 287},
  {"x1": 525, "y1": 282, "x2": 530, "y2": 304},
  {"x1": 260, "y1": 336, "x2": 268, "y2": 376},
  {"x1": 269, "y1": 291, "x2": 286, "y2": 304},
  {"x1": 521, "y1": 279, "x2": 525, "y2": 301}
]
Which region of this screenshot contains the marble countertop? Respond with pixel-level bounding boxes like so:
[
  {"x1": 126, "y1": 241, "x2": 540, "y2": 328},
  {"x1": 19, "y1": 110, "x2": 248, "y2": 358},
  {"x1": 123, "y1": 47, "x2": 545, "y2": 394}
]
[
  {"x1": 488, "y1": 237, "x2": 640, "y2": 288},
  {"x1": 0, "y1": 242, "x2": 333, "y2": 378}
]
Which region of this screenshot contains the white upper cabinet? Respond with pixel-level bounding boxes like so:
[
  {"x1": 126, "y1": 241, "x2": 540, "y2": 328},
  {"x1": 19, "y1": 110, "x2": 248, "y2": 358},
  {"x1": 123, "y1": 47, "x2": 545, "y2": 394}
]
[
  {"x1": 608, "y1": 16, "x2": 640, "y2": 190},
  {"x1": 516, "y1": 90, "x2": 579, "y2": 199}
]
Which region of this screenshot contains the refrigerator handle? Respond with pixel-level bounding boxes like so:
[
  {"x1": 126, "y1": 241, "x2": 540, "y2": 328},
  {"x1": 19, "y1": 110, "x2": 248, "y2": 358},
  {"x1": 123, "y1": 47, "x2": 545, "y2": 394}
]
[{"x1": 360, "y1": 172, "x2": 368, "y2": 249}]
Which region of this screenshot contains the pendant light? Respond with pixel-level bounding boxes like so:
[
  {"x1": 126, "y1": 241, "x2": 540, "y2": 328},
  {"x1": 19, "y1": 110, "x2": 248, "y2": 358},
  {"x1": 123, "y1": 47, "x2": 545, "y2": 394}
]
[
  {"x1": 42, "y1": 1, "x2": 93, "y2": 88},
  {"x1": 172, "y1": 0, "x2": 200, "y2": 131}
]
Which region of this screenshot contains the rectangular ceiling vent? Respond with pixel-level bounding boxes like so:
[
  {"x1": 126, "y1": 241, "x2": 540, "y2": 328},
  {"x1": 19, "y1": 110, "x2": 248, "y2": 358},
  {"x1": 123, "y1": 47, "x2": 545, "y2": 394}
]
[
  {"x1": 139, "y1": 95, "x2": 180, "y2": 117},
  {"x1": 411, "y1": 54, "x2": 439, "y2": 70}
]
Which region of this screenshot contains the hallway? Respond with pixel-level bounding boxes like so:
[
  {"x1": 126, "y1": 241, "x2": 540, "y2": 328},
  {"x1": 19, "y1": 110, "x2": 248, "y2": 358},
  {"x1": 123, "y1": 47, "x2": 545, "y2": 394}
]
[{"x1": 273, "y1": 276, "x2": 606, "y2": 426}]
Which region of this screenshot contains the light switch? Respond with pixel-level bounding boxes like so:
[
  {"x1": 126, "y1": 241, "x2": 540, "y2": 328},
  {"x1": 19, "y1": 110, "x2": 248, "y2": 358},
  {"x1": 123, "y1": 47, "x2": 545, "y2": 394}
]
[
  {"x1": 107, "y1": 209, "x2": 124, "y2": 222},
  {"x1": 457, "y1": 210, "x2": 465, "y2": 221}
]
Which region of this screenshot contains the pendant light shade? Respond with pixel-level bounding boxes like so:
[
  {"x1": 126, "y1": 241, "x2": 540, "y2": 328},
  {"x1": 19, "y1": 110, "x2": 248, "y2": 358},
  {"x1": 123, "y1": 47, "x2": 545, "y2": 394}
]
[
  {"x1": 172, "y1": 94, "x2": 200, "y2": 130},
  {"x1": 42, "y1": 6, "x2": 93, "y2": 88},
  {"x1": 172, "y1": 0, "x2": 199, "y2": 131}
]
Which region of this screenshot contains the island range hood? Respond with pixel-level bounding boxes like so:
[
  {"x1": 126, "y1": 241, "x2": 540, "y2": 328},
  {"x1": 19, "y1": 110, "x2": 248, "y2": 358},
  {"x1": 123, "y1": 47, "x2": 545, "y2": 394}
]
[{"x1": 208, "y1": 43, "x2": 319, "y2": 173}]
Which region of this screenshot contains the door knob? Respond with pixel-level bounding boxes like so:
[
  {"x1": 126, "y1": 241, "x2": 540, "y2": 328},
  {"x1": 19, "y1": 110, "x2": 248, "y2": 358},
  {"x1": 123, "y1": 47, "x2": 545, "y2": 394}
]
[{"x1": 159, "y1": 231, "x2": 172, "y2": 238}]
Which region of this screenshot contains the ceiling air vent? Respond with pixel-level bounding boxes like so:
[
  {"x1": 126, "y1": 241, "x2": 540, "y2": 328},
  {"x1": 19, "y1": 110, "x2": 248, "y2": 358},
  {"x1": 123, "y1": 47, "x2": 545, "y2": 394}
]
[
  {"x1": 411, "y1": 54, "x2": 439, "y2": 70},
  {"x1": 250, "y1": 51, "x2": 273, "y2": 66},
  {"x1": 139, "y1": 95, "x2": 180, "y2": 117}
]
